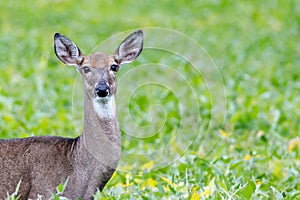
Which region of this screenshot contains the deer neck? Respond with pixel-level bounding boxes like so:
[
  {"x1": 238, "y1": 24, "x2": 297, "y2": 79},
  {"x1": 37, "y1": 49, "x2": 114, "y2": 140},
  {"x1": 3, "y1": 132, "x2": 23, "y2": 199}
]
[{"x1": 77, "y1": 92, "x2": 121, "y2": 169}]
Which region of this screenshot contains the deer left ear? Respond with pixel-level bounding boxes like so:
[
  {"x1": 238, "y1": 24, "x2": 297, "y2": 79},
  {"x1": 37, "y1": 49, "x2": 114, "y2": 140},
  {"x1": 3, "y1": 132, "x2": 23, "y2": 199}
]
[
  {"x1": 54, "y1": 33, "x2": 83, "y2": 66},
  {"x1": 114, "y1": 30, "x2": 144, "y2": 64}
]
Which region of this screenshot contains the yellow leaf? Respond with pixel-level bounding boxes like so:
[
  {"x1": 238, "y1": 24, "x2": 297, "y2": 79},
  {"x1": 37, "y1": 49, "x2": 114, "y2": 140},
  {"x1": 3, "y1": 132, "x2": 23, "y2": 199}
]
[
  {"x1": 140, "y1": 178, "x2": 158, "y2": 190},
  {"x1": 199, "y1": 178, "x2": 214, "y2": 198},
  {"x1": 191, "y1": 185, "x2": 200, "y2": 193},
  {"x1": 199, "y1": 189, "x2": 210, "y2": 197},
  {"x1": 191, "y1": 191, "x2": 200, "y2": 200},
  {"x1": 160, "y1": 176, "x2": 178, "y2": 190},
  {"x1": 141, "y1": 161, "x2": 154, "y2": 171},
  {"x1": 219, "y1": 129, "x2": 230, "y2": 138},
  {"x1": 288, "y1": 137, "x2": 300, "y2": 152},
  {"x1": 111, "y1": 172, "x2": 117, "y2": 179},
  {"x1": 244, "y1": 154, "x2": 251, "y2": 161},
  {"x1": 126, "y1": 174, "x2": 130, "y2": 187},
  {"x1": 160, "y1": 176, "x2": 172, "y2": 185}
]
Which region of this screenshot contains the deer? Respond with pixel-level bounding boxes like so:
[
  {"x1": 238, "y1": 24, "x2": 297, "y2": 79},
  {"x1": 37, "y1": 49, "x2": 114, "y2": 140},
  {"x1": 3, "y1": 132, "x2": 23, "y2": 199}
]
[{"x1": 0, "y1": 30, "x2": 144, "y2": 199}]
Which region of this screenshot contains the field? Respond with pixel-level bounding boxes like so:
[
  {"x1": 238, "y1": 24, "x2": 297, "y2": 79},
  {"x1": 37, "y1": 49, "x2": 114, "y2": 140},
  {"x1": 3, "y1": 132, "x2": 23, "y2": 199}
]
[{"x1": 0, "y1": 0, "x2": 299, "y2": 199}]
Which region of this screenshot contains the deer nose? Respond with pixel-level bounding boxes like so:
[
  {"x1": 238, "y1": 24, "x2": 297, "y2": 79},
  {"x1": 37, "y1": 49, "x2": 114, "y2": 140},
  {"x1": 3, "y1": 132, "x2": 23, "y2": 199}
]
[{"x1": 95, "y1": 84, "x2": 110, "y2": 98}]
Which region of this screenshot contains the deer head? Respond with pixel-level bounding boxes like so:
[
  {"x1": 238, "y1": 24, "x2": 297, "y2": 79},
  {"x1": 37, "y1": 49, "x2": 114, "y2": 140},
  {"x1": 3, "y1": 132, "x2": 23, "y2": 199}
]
[{"x1": 54, "y1": 30, "x2": 144, "y2": 105}]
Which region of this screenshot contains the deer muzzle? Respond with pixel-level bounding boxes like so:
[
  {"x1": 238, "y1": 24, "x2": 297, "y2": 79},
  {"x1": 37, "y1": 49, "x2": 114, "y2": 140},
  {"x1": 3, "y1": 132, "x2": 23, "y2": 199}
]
[{"x1": 95, "y1": 83, "x2": 110, "y2": 98}]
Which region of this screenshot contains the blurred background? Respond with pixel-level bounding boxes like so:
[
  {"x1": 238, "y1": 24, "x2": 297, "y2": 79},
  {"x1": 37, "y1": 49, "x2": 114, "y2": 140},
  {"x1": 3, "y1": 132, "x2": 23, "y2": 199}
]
[{"x1": 0, "y1": 0, "x2": 299, "y2": 199}]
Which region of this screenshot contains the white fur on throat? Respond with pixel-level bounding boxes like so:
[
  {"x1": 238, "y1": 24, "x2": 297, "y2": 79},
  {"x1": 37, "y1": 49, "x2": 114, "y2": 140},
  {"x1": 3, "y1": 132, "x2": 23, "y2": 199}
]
[{"x1": 93, "y1": 96, "x2": 116, "y2": 119}]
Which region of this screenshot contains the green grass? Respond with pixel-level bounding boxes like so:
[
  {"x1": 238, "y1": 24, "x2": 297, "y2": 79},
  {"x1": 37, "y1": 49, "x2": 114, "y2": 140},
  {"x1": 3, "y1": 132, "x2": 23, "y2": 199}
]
[{"x1": 1, "y1": 0, "x2": 300, "y2": 199}]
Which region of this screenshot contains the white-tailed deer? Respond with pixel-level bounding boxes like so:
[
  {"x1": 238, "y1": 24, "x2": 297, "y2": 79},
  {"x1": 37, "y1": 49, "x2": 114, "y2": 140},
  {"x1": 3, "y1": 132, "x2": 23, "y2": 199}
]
[{"x1": 0, "y1": 30, "x2": 143, "y2": 199}]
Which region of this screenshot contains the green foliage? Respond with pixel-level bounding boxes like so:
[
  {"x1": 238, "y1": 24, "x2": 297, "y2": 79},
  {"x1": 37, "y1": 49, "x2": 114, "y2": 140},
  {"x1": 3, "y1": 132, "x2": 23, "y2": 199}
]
[
  {"x1": 51, "y1": 178, "x2": 69, "y2": 200},
  {"x1": 1, "y1": 0, "x2": 299, "y2": 199},
  {"x1": 6, "y1": 180, "x2": 21, "y2": 200}
]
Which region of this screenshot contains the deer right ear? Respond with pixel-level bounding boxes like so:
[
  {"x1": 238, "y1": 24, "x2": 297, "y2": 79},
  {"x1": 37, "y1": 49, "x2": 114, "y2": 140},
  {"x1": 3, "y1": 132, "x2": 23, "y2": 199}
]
[{"x1": 54, "y1": 33, "x2": 83, "y2": 66}]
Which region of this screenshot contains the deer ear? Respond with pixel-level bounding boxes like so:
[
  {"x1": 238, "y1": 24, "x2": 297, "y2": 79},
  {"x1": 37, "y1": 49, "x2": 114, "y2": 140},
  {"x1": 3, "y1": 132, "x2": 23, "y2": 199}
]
[
  {"x1": 54, "y1": 33, "x2": 83, "y2": 66},
  {"x1": 114, "y1": 30, "x2": 143, "y2": 64}
]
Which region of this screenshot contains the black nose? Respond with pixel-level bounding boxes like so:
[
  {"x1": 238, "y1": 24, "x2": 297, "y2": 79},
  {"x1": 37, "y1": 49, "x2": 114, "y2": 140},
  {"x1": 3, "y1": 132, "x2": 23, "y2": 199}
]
[{"x1": 95, "y1": 84, "x2": 110, "y2": 97}]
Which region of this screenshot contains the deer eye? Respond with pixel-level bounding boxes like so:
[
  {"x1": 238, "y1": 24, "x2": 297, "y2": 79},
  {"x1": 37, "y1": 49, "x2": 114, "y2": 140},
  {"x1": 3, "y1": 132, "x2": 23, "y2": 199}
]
[
  {"x1": 82, "y1": 66, "x2": 91, "y2": 74},
  {"x1": 110, "y1": 64, "x2": 119, "y2": 72}
]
